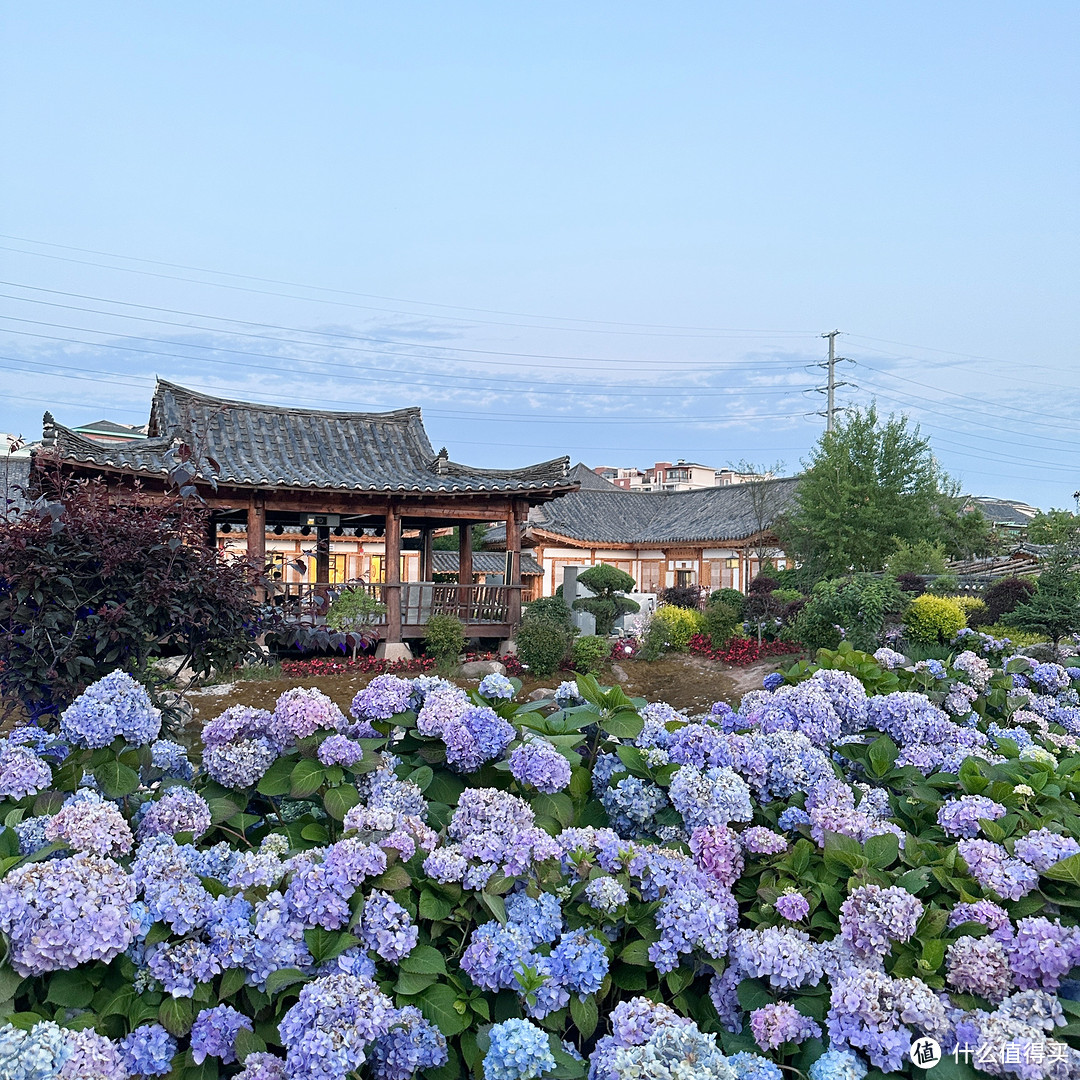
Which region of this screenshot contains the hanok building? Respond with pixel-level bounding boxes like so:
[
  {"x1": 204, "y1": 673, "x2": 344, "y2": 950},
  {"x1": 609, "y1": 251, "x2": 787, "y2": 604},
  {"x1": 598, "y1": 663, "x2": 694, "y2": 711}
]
[
  {"x1": 38, "y1": 381, "x2": 576, "y2": 655},
  {"x1": 487, "y1": 464, "x2": 799, "y2": 596}
]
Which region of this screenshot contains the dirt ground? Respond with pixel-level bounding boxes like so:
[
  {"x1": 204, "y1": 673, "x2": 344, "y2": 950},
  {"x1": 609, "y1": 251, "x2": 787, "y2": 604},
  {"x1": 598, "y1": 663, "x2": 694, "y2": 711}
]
[{"x1": 181, "y1": 652, "x2": 789, "y2": 725}]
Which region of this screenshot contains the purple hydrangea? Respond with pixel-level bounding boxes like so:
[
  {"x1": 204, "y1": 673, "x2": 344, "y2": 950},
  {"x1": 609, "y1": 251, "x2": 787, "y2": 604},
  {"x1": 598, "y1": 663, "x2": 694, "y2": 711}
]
[
  {"x1": 370, "y1": 1005, "x2": 449, "y2": 1080},
  {"x1": 741, "y1": 826, "x2": 788, "y2": 855},
  {"x1": 60, "y1": 1027, "x2": 127, "y2": 1079},
  {"x1": 460, "y1": 920, "x2": 532, "y2": 991},
  {"x1": 689, "y1": 825, "x2": 744, "y2": 887},
  {"x1": 750, "y1": 1002, "x2": 821, "y2": 1050},
  {"x1": 839, "y1": 884, "x2": 922, "y2": 958},
  {"x1": 59, "y1": 670, "x2": 162, "y2": 748},
  {"x1": 1009, "y1": 917, "x2": 1080, "y2": 990},
  {"x1": 269, "y1": 687, "x2": 347, "y2": 747},
  {"x1": 317, "y1": 733, "x2": 366, "y2": 767},
  {"x1": 730, "y1": 926, "x2": 824, "y2": 989},
  {"x1": 776, "y1": 890, "x2": 810, "y2": 922},
  {"x1": 190, "y1": 1004, "x2": 252, "y2": 1065},
  {"x1": 284, "y1": 838, "x2": 387, "y2": 930},
  {"x1": 351, "y1": 675, "x2": 413, "y2": 722},
  {"x1": 203, "y1": 737, "x2": 279, "y2": 789},
  {"x1": 0, "y1": 741, "x2": 52, "y2": 800},
  {"x1": 0, "y1": 852, "x2": 137, "y2": 975},
  {"x1": 1030, "y1": 663, "x2": 1071, "y2": 694},
  {"x1": 948, "y1": 899, "x2": 1014, "y2": 943},
  {"x1": 235, "y1": 1053, "x2": 288, "y2": 1080},
  {"x1": 44, "y1": 796, "x2": 133, "y2": 857},
  {"x1": 946, "y1": 934, "x2": 1014, "y2": 1001},
  {"x1": 360, "y1": 889, "x2": 418, "y2": 962},
  {"x1": 937, "y1": 794, "x2": 1007, "y2": 839},
  {"x1": 509, "y1": 740, "x2": 573, "y2": 793},
  {"x1": 279, "y1": 973, "x2": 397, "y2": 1077},
  {"x1": 1013, "y1": 828, "x2": 1080, "y2": 872},
  {"x1": 584, "y1": 876, "x2": 629, "y2": 914},
  {"x1": 958, "y1": 839, "x2": 1041, "y2": 900},
  {"x1": 136, "y1": 787, "x2": 212, "y2": 841}
]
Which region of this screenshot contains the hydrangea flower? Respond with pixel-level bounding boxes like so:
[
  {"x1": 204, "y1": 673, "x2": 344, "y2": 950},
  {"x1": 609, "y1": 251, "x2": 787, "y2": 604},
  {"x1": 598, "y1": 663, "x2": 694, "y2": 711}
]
[
  {"x1": 946, "y1": 934, "x2": 1014, "y2": 1001},
  {"x1": 808, "y1": 1049, "x2": 868, "y2": 1080},
  {"x1": 351, "y1": 674, "x2": 414, "y2": 721},
  {"x1": 190, "y1": 1004, "x2": 252, "y2": 1065},
  {"x1": 479, "y1": 672, "x2": 516, "y2": 699},
  {"x1": 958, "y1": 838, "x2": 1040, "y2": 900},
  {"x1": 370, "y1": 1005, "x2": 449, "y2": 1080},
  {"x1": 0, "y1": 741, "x2": 52, "y2": 800},
  {"x1": 360, "y1": 889, "x2": 418, "y2": 962},
  {"x1": 60, "y1": 1027, "x2": 127, "y2": 1079},
  {"x1": 728, "y1": 1052, "x2": 783, "y2": 1080},
  {"x1": 44, "y1": 795, "x2": 133, "y2": 857},
  {"x1": 317, "y1": 733, "x2": 366, "y2": 767},
  {"x1": 750, "y1": 1002, "x2": 821, "y2": 1050},
  {"x1": 839, "y1": 884, "x2": 922, "y2": 958},
  {"x1": 119, "y1": 1024, "x2": 177, "y2": 1077},
  {"x1": 1013, "y1": 828, "x2": 1080, "y2": 872},
  {"x1": 669, "y1": 765, "x2": 753, "y2": 828},
  {"x1": 149, "y1": 739, "x2": 194, "y2": 781},
  {"x1": 506, "y1": 892, "x2": 564, "y2": 947},
  {"x1": 269, "y1": 686, "x2": 348, "y2": 747},
  {"x1": 0, "y1": 852, "x2": 138, "y2": 974},
  {"x1": 554, "y1": 680, "x2": 584, "y2": 708},
  {"x1": 584, "y1": 876, "x2": 629, "y2": 914},
  {"x1": 0, "y1": 1020, "x2": 70, "y2": 1079},
  {"x1": 483, "y1": 1019, "x2": 555, "y2": 1080},
  {"x1": 741, "y1": 826, "x2": 787, "y2": 855},
  {"x1": 729, "y1": 926, "x2": 823, "y2": 989},
  {"x1": 937, "y1": 794, "x2": 1007, "y2": 838},
  {"x1": 509, "y1": 739, "x2": 572, "y2": 793},
  {"x1": 235, "y1": 1053, "x2": 288, "y2": 1080},
  {"x1": 136, "y1": 787, "x2": 212, "y2": 841},
  {"x1": 59, "y1": 670, "x2": 162, "y2": 748},
  {"x1": 776, "y1": 890, "x2": 810, "y2": 922}
]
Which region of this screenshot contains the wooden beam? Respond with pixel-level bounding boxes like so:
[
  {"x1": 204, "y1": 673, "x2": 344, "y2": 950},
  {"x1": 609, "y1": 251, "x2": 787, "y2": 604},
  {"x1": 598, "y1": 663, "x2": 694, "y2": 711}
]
[
  {"x1": 315, "y1": 525, "x2": 331, "y2": 584},
  {"x1": 420, "y1": 527, "x2": 434, "y2": 582},
  {"x1": 385, "y1": 503, "x2": 402, "y2": 643},
  {"x1": 506, "y1": 503, "x2": 522, "y2": 628},
  {"x1": 247, "y1": 497, "x2": 267, "y2": 601}
]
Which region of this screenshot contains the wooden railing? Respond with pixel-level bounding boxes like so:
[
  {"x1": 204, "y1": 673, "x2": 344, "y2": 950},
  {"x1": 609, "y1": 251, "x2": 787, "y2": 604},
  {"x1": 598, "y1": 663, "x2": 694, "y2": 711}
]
[{"x1": 279, "y1": 581, "x2": 516, "y2": 627}]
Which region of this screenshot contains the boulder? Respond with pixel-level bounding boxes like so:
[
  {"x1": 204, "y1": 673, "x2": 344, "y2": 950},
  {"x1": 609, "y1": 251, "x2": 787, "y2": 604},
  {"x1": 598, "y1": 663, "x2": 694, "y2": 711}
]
[
  {"x1": 458, "y1": 660, "x2": 506, "y2": 678},
  {"x1": 528, "y1": 687, "x2": 557, "y2": 702}
]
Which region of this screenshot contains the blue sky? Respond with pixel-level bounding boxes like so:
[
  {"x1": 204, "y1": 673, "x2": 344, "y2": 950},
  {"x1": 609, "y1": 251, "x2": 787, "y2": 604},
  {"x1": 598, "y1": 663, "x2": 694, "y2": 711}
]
[{"x1": 1, "y1": 3, "x2": 1077, "y2": 506}]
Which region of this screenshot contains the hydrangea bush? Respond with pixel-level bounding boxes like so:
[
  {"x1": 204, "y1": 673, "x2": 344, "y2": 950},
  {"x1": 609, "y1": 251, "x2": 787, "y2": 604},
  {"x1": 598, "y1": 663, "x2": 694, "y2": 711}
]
[{"x1": 2, "y1": 648, "x2": 1080, "y2": 1078}]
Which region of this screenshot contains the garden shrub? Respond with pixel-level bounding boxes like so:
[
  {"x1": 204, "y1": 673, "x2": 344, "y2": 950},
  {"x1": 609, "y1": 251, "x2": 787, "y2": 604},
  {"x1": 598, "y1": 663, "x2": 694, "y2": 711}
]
[
  {"x1": 524, "y1": 596, "x2": 572, "y2": 627},
  {"x1": 894, "y1": 571, "x2": 926, "y2": 594},
  {"x1": 570, "y1": 634, "x2": 609, "y2": 675},
  {"x1": 656, "y1": 585, "x2": 701, "y2": 609},
  {"x1": 708, "y1": 587, "x2": 746, "y2": 618},
  {"x1": 423, "y1": 613, "x2": 466, "y2": 668},
  {"x1": 326, "y1": 588, "x2": 386, "y2": 659},
  {"x1": 793, "y1": 573, "x2": 906, "y2": 653},
  {"x1": 0, "y1": 477, "x2": 262, "y2": 721},
  {"x1": 649, "y1": 604, "x2": 705, "y2": 650},
  {"x1": 926, "y1": 573, "x2": 961, "y2": 596},
  {"x1": 976, "y1": 621, "x2": 1045, "y2": 648},
  {"x1": 950, "y1": 594, "x2": 988, "y2": 626},
  {"x1": 1004, "y1": 551, "x2": 1080, "y2": 645},
  {"x1": 983, "y1": 576, "x2": 1037, "y2": 624},
  {"x1": 573, "y1": 564, "x2": 640, "y2": 636},
  {"x1": 5, "y1": 641, "x2": 1080, "y2": 1077},
  {"x1": 515, "y1": 616, "x2": 573, "y2": 675},
  {"x1": 904, "y1": 593, "x2": 966, "y2": 643},
  {"x1": 702, "y1": 600, "x2": 739, "y2": 645}
]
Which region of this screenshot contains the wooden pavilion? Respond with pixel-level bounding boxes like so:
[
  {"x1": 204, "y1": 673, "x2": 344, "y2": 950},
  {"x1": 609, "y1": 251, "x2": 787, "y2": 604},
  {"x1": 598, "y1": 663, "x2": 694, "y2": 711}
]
[{"x1": 39, "y1": 381, "x2": 577, "y2": 655}]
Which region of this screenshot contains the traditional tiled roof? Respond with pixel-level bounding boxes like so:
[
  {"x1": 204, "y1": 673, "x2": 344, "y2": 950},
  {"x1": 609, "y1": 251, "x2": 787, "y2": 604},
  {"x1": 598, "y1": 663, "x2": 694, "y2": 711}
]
[
  {"x1": 490, "y1": 471, "x2": 800, "y2": 546},
  {"x1": 432, "y1": 551, "x2": 543, "y2": 576},
  {"x1": 42, "y1": 381, "x2": 574, "y2": 496},
  {"x1": 963, "y1": 496, "x2": 1040, "y2": 527}
]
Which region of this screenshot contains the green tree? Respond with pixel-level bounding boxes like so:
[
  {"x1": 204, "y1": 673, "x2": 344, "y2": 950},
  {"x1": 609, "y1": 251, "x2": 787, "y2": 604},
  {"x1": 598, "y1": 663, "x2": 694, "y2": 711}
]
[
  {"x1": 778, "y1": 406, "x2": 943, "y2": 582},
  {"x1": 886, "y1": 538, "x2": 948, "y2": 576},
  {"x1": 931, "y1": 489, "x2": 997, "y2": 560},
  {"x1": 1027, "y1": 509, "x2": 1080, "y2": 546},
  {"x1": 432, "y1": 523, "x2": 489, "y2": 550},
  {"x1": 1004, "y1": 546, "x2": 1080, "y2": 645},
  {"x1": 575, "y1": 564, "x2": 640, "y2": 636}
]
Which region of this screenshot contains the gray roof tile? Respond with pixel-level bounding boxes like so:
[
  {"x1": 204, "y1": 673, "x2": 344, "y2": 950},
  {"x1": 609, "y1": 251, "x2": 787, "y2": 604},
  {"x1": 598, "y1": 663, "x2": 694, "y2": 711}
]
[{"x1": 43, "y1": 381, "x2": 574, "y2": 496}]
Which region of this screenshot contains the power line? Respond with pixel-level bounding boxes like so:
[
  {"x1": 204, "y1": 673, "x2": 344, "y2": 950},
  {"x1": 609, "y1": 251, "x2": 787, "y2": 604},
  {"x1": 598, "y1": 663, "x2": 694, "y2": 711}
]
[{"x1": 0, "y1": 237, "x2": 817, "y2": 340}]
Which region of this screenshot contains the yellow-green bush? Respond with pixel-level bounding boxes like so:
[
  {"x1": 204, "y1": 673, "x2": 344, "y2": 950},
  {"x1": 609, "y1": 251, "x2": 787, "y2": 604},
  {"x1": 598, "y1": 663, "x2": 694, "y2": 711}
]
[
  {"x1": 950, "y1": 595, "x2": 988, "y2": 627},
  {"x1": 904, "y1": 594, "x2": 966, "y2": 644},
  {"x1": 650, "y1": 605, "x2": 706, "y2": 651},
  {"x1": 979, "y1": 622, "x2": 1045, "y2": 648}
]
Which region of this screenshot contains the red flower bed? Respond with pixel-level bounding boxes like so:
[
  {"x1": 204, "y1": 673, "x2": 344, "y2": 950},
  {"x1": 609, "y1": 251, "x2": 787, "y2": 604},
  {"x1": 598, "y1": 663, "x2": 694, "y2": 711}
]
[
  {"x1": 280, "y1": 651, "x2": 523, "y2": 678},
  {"x1": 688, "y1": 633, "x2": 803, "y2": 666}
]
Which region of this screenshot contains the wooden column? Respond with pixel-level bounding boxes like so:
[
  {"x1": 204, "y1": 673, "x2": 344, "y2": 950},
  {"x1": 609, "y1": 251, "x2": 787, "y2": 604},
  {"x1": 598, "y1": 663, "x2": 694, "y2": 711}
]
[
  {"x1": 506, "y1": 502, "x2": 522, "y2": 628},
  {"x1": 247, "y1": 497, "x2": 267, "y2": 601},
  {"x1": 420, "y1": 527, "x2": 434, "y2": 583},
  {"x1": 316, "y1": 526, "x2": 331, "y2": 584},
  {"x1": 385, "y1": 503, "x2": 402, "y2": 643},
  {"x1": 458, "y1": 522, "x2": 473, "y2": 585}
]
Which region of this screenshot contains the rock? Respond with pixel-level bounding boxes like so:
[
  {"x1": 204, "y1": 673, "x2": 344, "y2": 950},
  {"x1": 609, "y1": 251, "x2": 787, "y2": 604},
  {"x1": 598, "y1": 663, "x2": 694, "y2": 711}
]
[
  {"x1": 458, "y1": 660, "x2": 505, "y2": 678},
  {"x1": 610, "y1": 663, "x2": 629, "y2": 684},
  {"x1": 528, "y1": 687, "x2": 556, "y2": 702},
  {"x1": 151, "y1": 656, "x2": 212, "y2": 689}
]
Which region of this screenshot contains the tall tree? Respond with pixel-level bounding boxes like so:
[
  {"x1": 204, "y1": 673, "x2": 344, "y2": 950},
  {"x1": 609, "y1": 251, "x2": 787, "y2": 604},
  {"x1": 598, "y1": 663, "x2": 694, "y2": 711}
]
[
  {"x1": 1027, "y1": 509, "x2": 1080, "y2": 546},
  {"x1": 778, "y1": 406, "x2": 942, "y2": 582},
  {"x1": 731, "y1": 459, "x2": 787, "y2": 565}
]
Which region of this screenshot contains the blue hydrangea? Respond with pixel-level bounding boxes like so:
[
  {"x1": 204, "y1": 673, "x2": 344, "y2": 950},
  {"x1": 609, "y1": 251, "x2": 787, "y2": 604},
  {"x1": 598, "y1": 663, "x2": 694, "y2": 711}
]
[
  {"x1": 0, "y1": 1020, "x2": 70, "y2": 1079},
  {"x1": 149, "y1": 739, "x2": 194, "y2": 781},
  {"x1": 59, "y1": 670, "x2": 162, "y2": 748},
  {"x1": 762, "y1": 672, "x2": 785, "y2": 691},
  {"x1": 509, "y1": 740, "x2": 573, "y2": 793},
  {"x1": 506, "y1": 892, "x2": 563, "y2": 948},
  {"x1": 729, "y1": 1050, "x2": 784, "y2": 1080},
  {"x1": 554, "y1": 681, "x2": 584, "y2": 708},
  {"x1": 370, "y1": 1005, "x2": 449, "y2": 1080},
  {"x1": 601, "y1": 776, "x2": 669, "y2": 837},
  {"x1": 479, "y1": 673, "x2": 516, "y2": 699},
  {"x1": 483, "y1": 1019, "x2": 556, "y2": 1080},
  {"x1": 669, "y1": 765, "x2": 753, "y2": 829},
  {"x1": 120, "y1": 1023, "x2": 176, "y2": 1076},
  {"x1": 808, "y1": 1049, "x2": 868, "y2": 1080}
]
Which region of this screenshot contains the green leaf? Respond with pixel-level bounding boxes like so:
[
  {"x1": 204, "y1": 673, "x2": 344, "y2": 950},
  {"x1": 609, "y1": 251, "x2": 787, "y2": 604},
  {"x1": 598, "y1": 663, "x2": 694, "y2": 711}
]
[
  {"x1": 409, "y1": 765, "x2": 434, "y2": 792},
  {"x1": 206, "y1": 797, "x2": 242, "y2": 825},
  {"x1": 822, "y1": 830, "x2": 869, "y2": 873},
  {"x1": 736, "y1": 978, "x2": 774, "y2": 1011},
  {"x1": 45, "y1": 970, "x2": 93, "y2": 1008},
  {"x1": 290, "y1": 759, "x2": 326, "y2": 799},
  {"x1": 145, "y1": 921, "x2": 172, "y2": 947},
  {"x1": 419, "y1": 890, "x2": 454, "y2": 921},
  {"x1": 1042, "y1": 851, "x2": 1080, "y2": 887},
  {"x1": 399, "y1": 945, "x2": 447, "y2": 976},
  {"x1": 303, "y1": 929, "x2": 359, "y2": 964},
  {"x1": 218, "y1": 967, "x2": 247, "y2": 1001},
  {"x1": 373, "y1": 864, "x2": 412, "y2": 893},
  {"x1": 867, "y1": 735, "x2": 899, "y2": 777},
  {"x1": 300, "y1": 823, "x2": 330, "y2": 844},
  {"x1": 865, "y1": 832, "x2": 900, "y2": 869},
  {"x1": 570, "y1": 994, "x2": 598, "y2": 1039},
  {"x1": 532, "y1": 792, "x2": 575, "y2": 829},
  {"x1": 602, "y1": 709, "x2": 644, "y2": 739},
  {"x1": 619, "y1": 940, "x2": 652, "y2": 966},
  {"x1": 93, "y1": 760, "x2": 140, "y2": 798},
  {"x1": 481, "y1": 891, "x2": 507, "y2": 924},
  {"x1": 419, "y1": 983, "x2": 470, "y2": 1037},
  {"x1": 263, "y1": 967, "x2": 308, "y2": 995},
  {"x1": 159, "y1": 996, "x2": 193, "y2": 1037},
  {"x1": 256, "y1": 757, "x2": 294, "y2": 797},
  {"x1": 0, "y1": 966, "x2": 23, "y2": 1008},
  {"x1": 395, "y1": 970, "x2": 439, "y2": 995},
  {"x1": 322, "y1": 784, "x2": 360, "y2": 821},
  {"x1": 234, "y1": 1026, "x2": 267, "y2": 1062}
]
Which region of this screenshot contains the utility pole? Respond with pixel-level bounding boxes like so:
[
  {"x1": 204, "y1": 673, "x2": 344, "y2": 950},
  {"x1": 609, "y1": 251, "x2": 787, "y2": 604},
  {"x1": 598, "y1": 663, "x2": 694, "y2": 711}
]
[{"x1": 813, "y1": 330, "x2": 852, "y2": 432}]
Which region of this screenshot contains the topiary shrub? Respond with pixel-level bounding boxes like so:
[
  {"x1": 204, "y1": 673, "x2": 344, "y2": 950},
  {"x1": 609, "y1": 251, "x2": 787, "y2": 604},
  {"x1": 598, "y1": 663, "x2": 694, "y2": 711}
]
[
  {"x1": 326, "y1": 588, "x2": 386, "y2": 659},
  {"x1": 983, "y1": 576, "x2": 1037, "y2": 624},
  {"x1": 927, "y1": 573, "x2": 960, "y2": 596},
  {"x1": 524, "y1": 595, "x2": 572, "y2": 627},
  {"x1": 904, "y1": 593, "x2": 966, "y2": 644},
  {"x1": 574, "y1": 564, "x2": 640, "y2": 636},
  {"x1": 793, "y1": 573, "x2": 907, "y2": 653},
  {"x1": 702, "y1": 601, "x2": 739, "y2": 645},
  {"x1": 515, "y1": 616, "x2": 573, "y2": 676},
  {"x1": 424, "y1": 613, "x2": 466, "y2": 669},
  {"x1": 571, "y1": 635, "x2": 609, "y2": 675},
  {"x1": 657, "y1": 585, "x2": 701, "y2": 609},
  {"x1": 709, "y1": 587, "x2": 747, "y2": 618},
  {"x1": 649, "y1": 605, "x2": 706, "y2": 651}
]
